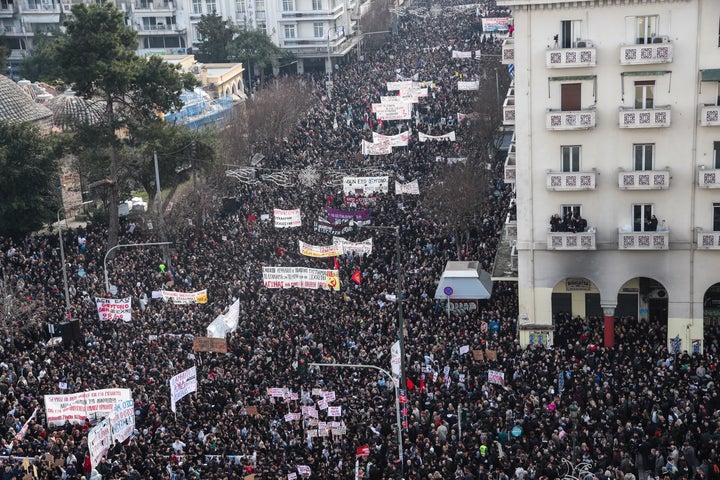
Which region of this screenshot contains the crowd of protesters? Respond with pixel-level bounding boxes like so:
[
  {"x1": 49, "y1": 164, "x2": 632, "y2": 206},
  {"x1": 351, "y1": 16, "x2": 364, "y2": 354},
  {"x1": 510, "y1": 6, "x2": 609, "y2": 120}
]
[{"x1": 1, "y1": 1, "x2": 720, "y2": 480}]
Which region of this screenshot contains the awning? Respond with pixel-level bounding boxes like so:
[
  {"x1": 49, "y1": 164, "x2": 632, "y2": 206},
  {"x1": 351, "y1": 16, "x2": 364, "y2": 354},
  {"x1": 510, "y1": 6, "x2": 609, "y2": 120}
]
[
  {"x1": 701, "y1": 69, "x2": 720, "y2": 82},
  {"x1": 621, "y1": 70, "x2": 671, "y2": 77},
  {"x1": 434, "y1": 261, "x2": 493, "y2": 300}
]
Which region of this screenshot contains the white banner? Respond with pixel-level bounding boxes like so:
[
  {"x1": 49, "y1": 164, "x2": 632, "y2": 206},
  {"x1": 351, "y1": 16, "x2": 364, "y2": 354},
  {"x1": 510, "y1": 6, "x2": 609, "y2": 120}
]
[
  {"x1": 342, "y1": 176, "x2": 389, "y2": 195},
  {"x1": 95, "y1": 297, "x2": 132, "y2": 322},
  {"x1": 88, "y1": 418, "x2": 111, "y2": 469},
  {"x1": 206, "y1": 298, "x2": 240, "y2": 338},
  {"x1": 391, "y1": 340, "x2": 401, "y2": 388},
  {"x1": 161, "y1": 290, "x2": 208, "y2": 305},
  {"x1": 395, "y1": 179, "x2": 420, "y2": 195},
  {"x1": 482, "y1": 16, "x2": 510, "y2": 31},
  {"x1": 372, "y1": 131, "x2": 410, "y2": 147},
  {"x1": 488, "y1": 369, "x2": 505, "y2": 386},
  {"x1": 44, "y1": 388, "x2": 133, "y2": 427},
  {"x1": 451, "y1": 50, "x2": 477, "y2": 59},
  {"x1": 332, "y1": 237, "x2": 373, "y2": 256},
  {"x1": 262, "y1": 267, "x2": 341, "y2": 291},
  {"x1": 418, "y1": 131, "x2": 456, "y2": 142},
  {"x1": 109, "y1": 399, "x2": 135, "y2": 444},
  {"x1": 170, "y1": 366, "x2": 197, "y2": 413},
  {"x1": 361, "y1": 139, "x2": 392, "y2": 156},
  {"x1": 327, "y1": 406, "x2": 342, "y2": 417},
  {"x1": 371, "y1": 103, "x2": 412, "y2": 121},
  {"x1": 299, "y1": 241, "x2": 343, "y2": 258},
  {"x1": 458, "y1": 81, "x2": 480, "y2": 91},
  {"x1": 386, "y1": 81, "x2": 413, "y2": 91},
  {"x1": 274, "y1": 208, "x2": 302, "y2": 228}
]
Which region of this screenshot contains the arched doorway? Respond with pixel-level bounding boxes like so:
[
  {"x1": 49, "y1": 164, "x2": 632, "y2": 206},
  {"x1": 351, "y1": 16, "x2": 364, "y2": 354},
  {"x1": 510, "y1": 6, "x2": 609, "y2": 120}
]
[
  {"x1": 703, "y1": 283, "x2": 720, "y2": 353},
  {"x1": 616, "y1": 277, "x2": 668, "y2": 324},
  {"x1": 551, "y1": 277, "x2": 603, "y2": 348}
]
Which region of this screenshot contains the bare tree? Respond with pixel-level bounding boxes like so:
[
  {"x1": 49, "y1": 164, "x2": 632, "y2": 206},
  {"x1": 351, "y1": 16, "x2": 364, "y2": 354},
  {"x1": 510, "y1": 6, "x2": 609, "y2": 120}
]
[
  {"x1": 0, "y1": 269, "x2": 42, "y2": 341},
  {"x1": 360, "y1": 0, "x2": 392, "y2": 53}
]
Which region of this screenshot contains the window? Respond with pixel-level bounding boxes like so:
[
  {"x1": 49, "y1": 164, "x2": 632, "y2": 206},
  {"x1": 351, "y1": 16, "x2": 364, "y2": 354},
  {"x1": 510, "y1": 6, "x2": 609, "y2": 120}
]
[
  {"x1": 714, "y1": 142, "x2": 720, "y2": 169},
  {"x1": 561, "y1": 146, "x2": 581, "y2": 172},
  {"x1": 312, "y1": 0, "x2": 322, "y2": 9},
  {"x1": 192, "y1": 0, "x2": 201, "y2": 14},
  {"x1": 235, "y1": 0, "x2": 245, "y2": 13},
  {"x1": 255, "y1": 0, "x2": 264, "y2": 13},
  {"x1": 282, "y1": 0, "x2": 293, "y2": 10},
  {"x1": 313, "y1": 21, "x2": 324, "y2": 38},
  {"x1": 560, "y1": 20, "x2": 581, "y2": 48},
  {"x1": 714, "y1": 203, "x2": 720, "y2": 231},
  {"x1": 562, "y1": 205, "x2": 581, "y2": 221},
  {"x1": 633, "y1": 204, "x2": 654, "y2": 232},
  {"x1": 634, "y1": 144, "x2": 654, "y2": 171},
  {"x1": 635, "y1": 15, "x2": 657, "y2": 44},
  {"x1": 284, "y1": 24, "x2": 295, "y2": 38},
  {"x1": 205, "y1": 0, "x2": 216, "y2": 13},
  {"x1": 634, "y1": 81, "x2": 654, "y2": 109}
]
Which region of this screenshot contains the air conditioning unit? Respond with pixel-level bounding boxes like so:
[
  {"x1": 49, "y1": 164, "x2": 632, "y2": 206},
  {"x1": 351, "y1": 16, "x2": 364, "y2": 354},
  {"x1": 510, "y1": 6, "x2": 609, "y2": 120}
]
[{"x1": 648, "y1": 289, "x2": 667, "y2": 300}]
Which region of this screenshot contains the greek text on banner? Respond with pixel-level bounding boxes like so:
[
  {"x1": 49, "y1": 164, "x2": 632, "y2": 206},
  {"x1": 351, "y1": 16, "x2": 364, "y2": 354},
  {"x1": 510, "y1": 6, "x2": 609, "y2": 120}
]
[{"x1": 263, "y1": 267, "x2": 340, "y2": 291}]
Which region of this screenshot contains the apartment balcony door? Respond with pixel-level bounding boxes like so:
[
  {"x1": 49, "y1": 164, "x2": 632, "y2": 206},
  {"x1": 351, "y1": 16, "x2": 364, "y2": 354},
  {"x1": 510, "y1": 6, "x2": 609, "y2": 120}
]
[{"x1": 561, "y1": 83, "x2": 581, "y2": 111}]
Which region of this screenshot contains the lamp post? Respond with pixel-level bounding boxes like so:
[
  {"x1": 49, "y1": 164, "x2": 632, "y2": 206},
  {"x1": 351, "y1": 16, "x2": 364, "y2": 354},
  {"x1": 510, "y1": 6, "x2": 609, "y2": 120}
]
[
  {"x1": 104, "y1": 242, "x2": 173, "y2": 294},
  {"x1": 57, "y1": 201, "x2": 92, "y2": 314},
  {"x1": 309, "y1": 362, "x2": 403, "y2": 478}
]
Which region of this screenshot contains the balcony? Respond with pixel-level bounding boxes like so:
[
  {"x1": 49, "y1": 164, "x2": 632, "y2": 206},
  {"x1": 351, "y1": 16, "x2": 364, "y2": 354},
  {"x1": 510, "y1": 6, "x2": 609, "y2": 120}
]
[
  {"x1": 502, "y1": 96, "x2": 515, "y2": 126},
  {"x1": 281, "y1": 4, "x2": 342, "y2": 19},
  {"x1": 697, "y1": 231, "x2": 720, "y2": 249},
  {"x1": 137, "y1": 23, "x2": 183, "y2": 33},
  {"x1": 505, "y1": 219, "x2": 517, "y2": 240},
  {"x1": 503, "y1": 145, "x2": 515, "y2": 184},
  {"x1": 618, "y1": 169, "x2": 670, "y2": 190},
  {"x1": 501, "y1": 38, "x2": 514, "y2": 65},
  {"x1": 620, "y1": 39, "x2": 673, "y2": 65},
  {"x1": 0, "y1": 4, "x2": 17, "y2": 17},
  {"x1": 132, "y1": 0, "x2": 174, "y2": 11},
  {"x1": 700, "y1": 105, "x2": 720, "y2": 126},
  {"x1": 618, "y1": 106, "x2": 671, "y2": 128},
  {"x1": 546, "y1": 109, "x2": 596, "y2": 130},
  {"x1": 546, "y1": 171, "x2": 597, "y2": 191},
  {"x1": 698, "y1": 167, "x2": 720, "y2": 188},
  {"x1": 618, "y1": 230, "x2": 669, "y2": 250},
  {"x1": 547, "y1": 230, "x2": 597, "y2": 250},
  {"x1": 546, "y1": 43, "x2": 596, "y2": 68}
]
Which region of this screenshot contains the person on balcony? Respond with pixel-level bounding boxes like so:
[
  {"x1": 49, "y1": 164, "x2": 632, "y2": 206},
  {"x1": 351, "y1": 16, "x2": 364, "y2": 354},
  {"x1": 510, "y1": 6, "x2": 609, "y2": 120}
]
[
  {"x1": 550, "y1": 213, "x2": 562, "y2": 232},
  {"x1": 575, "y1": 215, "x2": 588, "y2": 233},
  {"x1": 646, "y1": 215, "x2": 659, "y2": 231}
]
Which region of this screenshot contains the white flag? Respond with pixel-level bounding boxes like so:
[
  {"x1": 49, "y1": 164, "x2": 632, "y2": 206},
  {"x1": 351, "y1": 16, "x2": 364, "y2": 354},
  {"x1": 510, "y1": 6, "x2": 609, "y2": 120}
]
[{"x1": 170, "y1": 366, "x2": 197, "y2": 412}]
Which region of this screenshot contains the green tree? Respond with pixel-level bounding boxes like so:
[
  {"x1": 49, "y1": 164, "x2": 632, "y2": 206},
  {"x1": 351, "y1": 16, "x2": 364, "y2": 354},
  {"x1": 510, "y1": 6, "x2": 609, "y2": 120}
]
[
  {"x1": 0, "y1": 41, "x2": 7, "y2": 70},
  {"x1": 54, "y1": 1, "x2": 196, "y2": 249},
  {"x1": 195, "y1": 12, "x2": 236, "y2": 63},
  {"x1": 21, "y1": 31, "x2": 64, "y2": 83},
  {"x1": 0, "y1": 122, "x2": 60, "y2": 237},
  {"x1": 229, "y1": 29, "x2": 282, "y2": 84}
]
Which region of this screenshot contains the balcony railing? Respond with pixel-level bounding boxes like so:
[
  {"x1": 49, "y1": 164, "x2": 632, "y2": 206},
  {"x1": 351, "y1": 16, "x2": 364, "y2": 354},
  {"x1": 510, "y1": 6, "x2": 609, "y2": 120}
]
[
  {"x1": 618, "y1": 230, "x2": 669, "y2": 250},
  {"x1": 698, "y1": 167, "x2": 720, "y2": 188},
  {"x1": 698, "y1": 231, "x2": 720, "y2": 249},
  {"x1": 501, "y1": 38, "x2": 514, "y2": 65},
  {"x1": 133, "y1": 0, "x2": 174, "y2": 10},
  {"x1": 21, "y1": 2, "x2": 61, "y2": 12},
  {"x1": 546, "y1": 171, "x2": 597, "y2": 191},
  {"x1": 546, "y1": 109, "x2": 596, "y2": 130},
  {"x1": 505, "y1": 219, "x2": 517, "y2": 240},
  {"x1": 700, "y1": 105, "x2": 720, "y2": 126},
  {"x1": 618, "y1": 106, "x2": 671, "y2": 128},
  {"x1": 546, "y1": 44, "x2": 596, "y2": 68},
  {"x1": 620, "y1": 40, "x2": 673, "y2": 65},
  {"x1": 618, "y1": 169, "x2": 670, "y2": 190},
  {"x1": 510, "y1": 243, "x2": 518, "y2": 271},
  {"x1": 547, "y1": 230, "x2": 597, "y2": 250},
  {"x1": 504, "y1": 147, "x2": 515, "y2": 184},
  {"x1": 137, "y1": 23, "x2": 180, "y2": 31},
  {"x1": 503, "y1": 96, "x2": 515, "y2": 126}
]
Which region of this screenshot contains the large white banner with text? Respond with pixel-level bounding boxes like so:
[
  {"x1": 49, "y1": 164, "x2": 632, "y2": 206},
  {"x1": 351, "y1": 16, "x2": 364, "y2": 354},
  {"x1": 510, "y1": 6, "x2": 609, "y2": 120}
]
[
  {"x1": 342, "y1": 176, "x2": 389, "y2": 195},
  {"x1": 274, "y1": 208, "x2": 302, "y2": 228},
  {"x1": 263, "y1": 267, "x2": 340, "y2": 291},
  {"x1": 170, "y1": 366, "x2": 197, "y2": 413},
  {"x1": 44, "y1": 388, "x2": 132, "y2": 427},
  {"x1": 95, "y1": 297, "x2": 132, "y2": 322}
]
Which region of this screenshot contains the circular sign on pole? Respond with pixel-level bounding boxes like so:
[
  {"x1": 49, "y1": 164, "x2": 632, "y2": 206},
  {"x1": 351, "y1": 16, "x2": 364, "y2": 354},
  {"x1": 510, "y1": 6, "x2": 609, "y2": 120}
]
[
  {"x1": 511, "y1": 426, "x2": 523, "y2": 437},
  {"x1": 443, "y1": 286, "x2": 454, "y2": 296}
]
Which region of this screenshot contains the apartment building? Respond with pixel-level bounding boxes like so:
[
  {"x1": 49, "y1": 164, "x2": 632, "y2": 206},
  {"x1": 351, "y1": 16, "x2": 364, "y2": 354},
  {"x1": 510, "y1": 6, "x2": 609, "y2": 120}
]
[{"x1": 497, "y1": 0, "x2": 720, "y2": 352}]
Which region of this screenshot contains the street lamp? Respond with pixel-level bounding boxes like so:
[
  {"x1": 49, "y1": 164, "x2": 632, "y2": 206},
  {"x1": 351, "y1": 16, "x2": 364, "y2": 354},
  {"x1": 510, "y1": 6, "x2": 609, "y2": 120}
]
[
  {"x1": 104, "y1": 242, "x2": 173, "y2": 294},
  {"x1": 309, "y1": 362, "x2": 403, "y2": 478},
  {"x1": 57, "y1": 201, "x2": 93, "y2": 314}
]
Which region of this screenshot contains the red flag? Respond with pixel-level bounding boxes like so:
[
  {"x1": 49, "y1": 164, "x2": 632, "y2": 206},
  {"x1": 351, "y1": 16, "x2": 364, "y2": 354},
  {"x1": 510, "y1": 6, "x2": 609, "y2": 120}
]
[
  {"x1": 356, "y1": 445, "x2": 370, "y2": 458},
  {"x1": 351, "y1": 269, "x2": 362, "y2": 285},
  {"x1": 406, "y1": 377, "x2": 415, "y2": 390},
  {"x1": 334, "y1": 257, "x2": 340, "y2": 270}
]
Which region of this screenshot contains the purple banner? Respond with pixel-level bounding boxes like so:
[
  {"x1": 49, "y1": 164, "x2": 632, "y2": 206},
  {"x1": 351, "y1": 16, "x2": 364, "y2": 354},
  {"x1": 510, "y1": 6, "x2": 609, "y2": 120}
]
[{"x1": 326, "y1": 207, "x2": 371, "y2": 224}]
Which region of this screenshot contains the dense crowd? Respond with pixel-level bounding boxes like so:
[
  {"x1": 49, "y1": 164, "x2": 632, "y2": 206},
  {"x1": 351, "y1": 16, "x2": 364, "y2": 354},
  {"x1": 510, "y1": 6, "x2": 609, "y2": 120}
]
[{"x1": 1, "y1": 1, "x2": 719, "y2": 480}]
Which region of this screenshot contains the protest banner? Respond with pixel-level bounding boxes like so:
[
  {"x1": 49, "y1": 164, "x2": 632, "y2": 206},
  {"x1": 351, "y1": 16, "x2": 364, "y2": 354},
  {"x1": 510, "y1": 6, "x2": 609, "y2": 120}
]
[
  {"x1": 262, "y1": 267, "x2": 340, "y2": 291},
  {"x1": 394, "y1": 180, "x2": 420, "y2": 195},
  {"x1": 481, "y1": 16, "x2": 510, "y2": 32},
  {"x1": 274, "y1": 208, "x2": 302, "y2": 228},
  {"x1": 371, "y1": 103, "x2": 412, "y2": 121},
  {"x1": 332, "y1": 237, "x2": 373, "y2": 256},
  {"x1": 488, "y1": 370, "x2": 505, "y2": 386},
  {"x1": 343, "y1": 196, "x2": 378, "y2": 207},
  {"x1": 314, "y1": 217, "x2": 353, "y2": 235},
  {"x1": 458, "y1": 81, "x2": 480, "y2": 91},
  {"x1": 372, "y1": 131, "x2": 410, "y2": 147},
  {"x1": 109, "y1": 399, "x2": 135, "y2": 444},
  {"x1": 326, "y1": 207, "x2": 371, "y2": 224},
  {"x1": 88, "y1": 418, "x2": 111, "y2": 468},
  {"x1": 193, "y1": 337, "x2": 228, "y2": 353},
  {"x1": 472, "y1": 350, "x2": 484, "y2": 361},
  {"x1": 44, "y1": 388, "x2": 133, "y2": 427},
  {"x1": 342, "y1": 176, "x2": 389, "y2": 195},
  {"x1": 95, "y1": 297, "x2": 132, "y2": 322},
  {"x1": 206, "y1": 299, "x2": 240, "y2": 338},
  {"x1": 386, "y1": 81, "x2": 413, "y2": 91},
  {"x1": 161, "y1": 290, "x2": 208, "y2": 305},
  {"x1": 170, "y1": 366, "x2": 197, "y2": 413},
  {"x1": 298, "y1": 241, "x2": 343, "y2": 258},
  {"x1": 418, "y1": 131, "x2": 456, "y2": 142},
  {"x1": 361, "y1": 139, "x2": 393, "y2": 156}
]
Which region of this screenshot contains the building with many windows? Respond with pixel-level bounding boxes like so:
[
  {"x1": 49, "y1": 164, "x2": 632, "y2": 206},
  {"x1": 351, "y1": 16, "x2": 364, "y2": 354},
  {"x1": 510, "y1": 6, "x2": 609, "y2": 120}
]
[{"x1": 497, "y1": 0, "x2": 720, "y2": 351}]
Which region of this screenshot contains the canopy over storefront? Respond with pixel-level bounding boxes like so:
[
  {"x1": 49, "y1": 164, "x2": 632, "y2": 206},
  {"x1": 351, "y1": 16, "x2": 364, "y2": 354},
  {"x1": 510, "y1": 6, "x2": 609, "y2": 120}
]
[{"x1": 434, "y1": 261, "x2": 493, "y2": 300}]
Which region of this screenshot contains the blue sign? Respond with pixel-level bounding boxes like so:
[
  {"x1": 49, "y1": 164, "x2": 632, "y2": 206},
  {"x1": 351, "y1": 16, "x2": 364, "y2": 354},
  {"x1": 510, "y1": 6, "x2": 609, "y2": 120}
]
[
  {"x1": 443, "y1": 286, "x2": 454, "y2": 296},
  {"x1": 511, "y1": 426, "x2": 522, "y2": 437}
]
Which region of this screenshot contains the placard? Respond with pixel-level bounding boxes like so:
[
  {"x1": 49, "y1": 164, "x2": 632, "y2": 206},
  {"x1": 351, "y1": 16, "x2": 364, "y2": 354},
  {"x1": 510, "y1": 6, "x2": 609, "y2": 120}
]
[{"x1": 193, "y1": 337, "x2": 228, "y2": 353}]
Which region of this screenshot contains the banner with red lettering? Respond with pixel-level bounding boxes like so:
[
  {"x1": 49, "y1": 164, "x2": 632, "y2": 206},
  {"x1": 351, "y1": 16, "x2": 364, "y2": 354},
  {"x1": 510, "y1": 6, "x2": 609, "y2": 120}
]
[
  {"x1": 95, "y1": 297, "x2": 132, "y2": 322},
  {"x1": 44, "y1": 388, "x2": 133, "y2": 427},
  {"x1": 372, "y1": 131, "x2": 410, "y2": 147},
  {"x1": 361, "y1": 139, "x2": 392, "y2": 156}
]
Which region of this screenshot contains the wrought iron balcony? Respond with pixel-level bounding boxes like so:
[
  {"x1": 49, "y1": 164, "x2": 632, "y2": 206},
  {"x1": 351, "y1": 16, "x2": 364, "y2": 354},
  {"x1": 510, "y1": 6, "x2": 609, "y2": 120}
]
[
  {"x1": 546, "y1": 171, "x2": 596, "y2": 191},
  {"x1": 618, "y1": 169, "x2": 670, "y2": 190},
  {"x1": 620, "y1": 39, "x2": 673, "y2": 65},
  {"x1": 618, "y1": 106, "x2": 671, "y2": 128},
  {"x1": 546, "y1": 43, "x2": 596, "y2": 68},
  {"x1": 502, "y1": 38, "x2": 514, "y2": 65},
  {"x1": 698, "y1": 167, "x2": 720, "y2": 188},
  {"x1": 697, "y1": 231, "x2": 720, "y2": 249},
  {"x1": 546, "y1": 109, "x2": 596, "y2": 130},
  {"x1": 618, "y1": 230, "x2": 669, "y2": 250},
  {"x1": 547, "y1": 230, "x2": 597, "y2": 250},
  {"x1": 700, "y1": 105, "x2": 720, "y2": 126}
]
